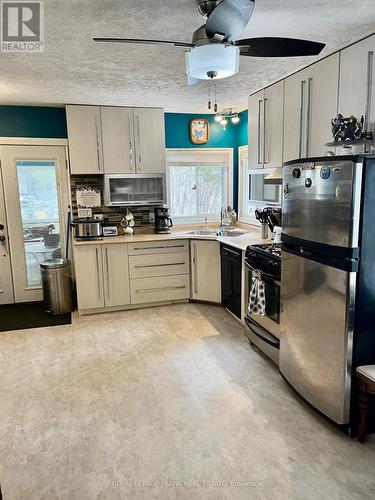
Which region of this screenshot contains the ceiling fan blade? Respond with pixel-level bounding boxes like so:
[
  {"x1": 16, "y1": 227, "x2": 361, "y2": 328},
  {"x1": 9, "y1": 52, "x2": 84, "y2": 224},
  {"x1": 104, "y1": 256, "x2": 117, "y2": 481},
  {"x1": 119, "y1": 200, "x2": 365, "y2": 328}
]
[
  {"x1": 236, "y1": 37, "x2": 325, "y2": 57},
  {"x1": 93, "y1": 37, "x2": 194, "y2": 48},
  {"x1": 206, "y1": 0, "x2": 255, "y2": 41}
]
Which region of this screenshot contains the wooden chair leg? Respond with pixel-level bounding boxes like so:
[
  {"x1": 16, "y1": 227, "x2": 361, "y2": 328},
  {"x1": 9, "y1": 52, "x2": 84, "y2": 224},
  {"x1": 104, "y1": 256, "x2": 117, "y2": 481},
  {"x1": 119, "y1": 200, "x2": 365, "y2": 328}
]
[{"x1": 358, "y1": 379, "x2": 369, "y2": 443}]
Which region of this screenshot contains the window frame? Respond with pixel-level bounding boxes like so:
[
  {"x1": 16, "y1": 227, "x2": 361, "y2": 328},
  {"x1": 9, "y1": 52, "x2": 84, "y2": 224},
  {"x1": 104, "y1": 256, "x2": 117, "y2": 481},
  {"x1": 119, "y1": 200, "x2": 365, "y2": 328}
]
[{"x1": 166, "y1": 148, "x2": 233, "y2": 224}]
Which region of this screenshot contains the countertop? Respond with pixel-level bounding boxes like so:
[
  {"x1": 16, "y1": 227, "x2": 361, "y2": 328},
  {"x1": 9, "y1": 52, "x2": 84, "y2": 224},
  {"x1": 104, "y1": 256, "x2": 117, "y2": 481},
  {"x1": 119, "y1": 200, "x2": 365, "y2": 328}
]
[{"x1": 73, "y1": 224, "x2": 268, "y2": 252}]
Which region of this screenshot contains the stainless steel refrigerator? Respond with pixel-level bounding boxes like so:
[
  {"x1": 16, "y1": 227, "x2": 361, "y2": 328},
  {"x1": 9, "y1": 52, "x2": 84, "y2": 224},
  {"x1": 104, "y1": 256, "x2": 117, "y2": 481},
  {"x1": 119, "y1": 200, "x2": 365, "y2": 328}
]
[{"x1": 280, "y1": 155, "x2": 375, "y2": 430}]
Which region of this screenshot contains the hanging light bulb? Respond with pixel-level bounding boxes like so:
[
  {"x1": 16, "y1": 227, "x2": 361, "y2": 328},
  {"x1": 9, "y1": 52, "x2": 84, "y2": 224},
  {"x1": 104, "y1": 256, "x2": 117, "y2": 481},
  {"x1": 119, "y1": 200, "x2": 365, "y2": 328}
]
[
  {"x1": 207, "y1": 82, "x2": 211, "y2": 111},
  {"x1": 215, "y1": 114, "x2": 222, "y2": 122},
  {"x1": 220, "y1": 118, "x2": 228, "y2": 127},
  {"x1": 231, "y1": 114, "x2": 240, "y2": 124}
]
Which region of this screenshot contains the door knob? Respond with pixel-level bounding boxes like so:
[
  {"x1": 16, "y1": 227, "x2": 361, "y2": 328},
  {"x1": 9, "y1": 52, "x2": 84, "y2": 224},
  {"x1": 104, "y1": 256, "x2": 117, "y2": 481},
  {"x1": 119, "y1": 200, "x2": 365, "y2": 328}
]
[{"x1": 0, "y1": 235, "x2": 5, "y2": 242}]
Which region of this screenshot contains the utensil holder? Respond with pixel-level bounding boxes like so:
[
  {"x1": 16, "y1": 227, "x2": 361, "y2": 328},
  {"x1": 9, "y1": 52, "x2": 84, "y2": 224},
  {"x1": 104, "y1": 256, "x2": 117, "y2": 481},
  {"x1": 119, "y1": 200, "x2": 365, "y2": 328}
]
[{"x1": 261, "y1": 222, "x2": 268, "y2": 240}]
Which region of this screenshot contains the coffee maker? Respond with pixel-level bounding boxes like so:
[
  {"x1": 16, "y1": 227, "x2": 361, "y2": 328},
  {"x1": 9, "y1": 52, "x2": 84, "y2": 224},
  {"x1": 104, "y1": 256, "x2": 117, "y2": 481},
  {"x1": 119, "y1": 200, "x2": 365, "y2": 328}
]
[{"x1": 154, "y1": 207, "x2": 173, "y2": 234}]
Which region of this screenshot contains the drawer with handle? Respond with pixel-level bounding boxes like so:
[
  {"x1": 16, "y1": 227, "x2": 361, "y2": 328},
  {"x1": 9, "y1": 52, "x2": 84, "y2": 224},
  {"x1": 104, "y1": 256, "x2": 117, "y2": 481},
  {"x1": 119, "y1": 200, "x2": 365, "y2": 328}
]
[
  {"x1": 130, "y1": 274, "x2": 190, "y2": 304},
  {"x1": 128, "y1": 239, "x2": 188, "y2": 255},
  {"x1": 129, "y1": 252, "x2": 189, "y2": 279}
]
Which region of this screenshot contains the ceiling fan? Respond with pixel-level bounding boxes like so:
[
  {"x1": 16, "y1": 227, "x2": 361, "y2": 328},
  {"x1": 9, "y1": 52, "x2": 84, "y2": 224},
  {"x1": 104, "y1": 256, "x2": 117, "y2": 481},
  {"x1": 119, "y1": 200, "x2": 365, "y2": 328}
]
[{"x1": 93, "y1": 0, "x2": 325, "y2": 83}]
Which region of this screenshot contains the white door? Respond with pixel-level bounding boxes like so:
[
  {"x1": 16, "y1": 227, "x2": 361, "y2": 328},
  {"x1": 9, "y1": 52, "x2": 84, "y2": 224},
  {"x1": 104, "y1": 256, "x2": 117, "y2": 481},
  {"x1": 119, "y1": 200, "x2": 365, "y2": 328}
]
[
  {"x1": 0, "y1": 146, "x2": 69, "y2": 303},
  {"x1": 0, "y1": 167, "x2": 14, "y2": 304},
  {"x1": 101, "y1": 107, "x2": 135, "y2": 173},
  {"x1": 66, "y1": 105, "x2": 103, "y2": 174},
  {"x1": 248, "y1": 90, "x2": 265, "y2": 169},
  {"x1": 133, "y1": 108, "x2": 166, "y2": 173}
]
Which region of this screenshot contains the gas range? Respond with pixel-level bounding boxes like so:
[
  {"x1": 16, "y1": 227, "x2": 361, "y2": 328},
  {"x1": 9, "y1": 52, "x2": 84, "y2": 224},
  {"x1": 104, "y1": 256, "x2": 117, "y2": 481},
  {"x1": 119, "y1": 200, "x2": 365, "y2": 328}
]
[{"x1": 245, "y1": 243, "x2": 281, "y2": 277}]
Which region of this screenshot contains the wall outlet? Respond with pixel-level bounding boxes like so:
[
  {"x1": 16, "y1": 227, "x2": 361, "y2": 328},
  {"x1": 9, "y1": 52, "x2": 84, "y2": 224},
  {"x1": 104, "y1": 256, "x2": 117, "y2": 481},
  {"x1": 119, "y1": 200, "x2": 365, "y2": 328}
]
[
  {"x1": 94, "y1": 213, "x2": 104, "y2": 221},
  {"x1": 149, "y1": 210, "x2": 155, "y2": 224}
]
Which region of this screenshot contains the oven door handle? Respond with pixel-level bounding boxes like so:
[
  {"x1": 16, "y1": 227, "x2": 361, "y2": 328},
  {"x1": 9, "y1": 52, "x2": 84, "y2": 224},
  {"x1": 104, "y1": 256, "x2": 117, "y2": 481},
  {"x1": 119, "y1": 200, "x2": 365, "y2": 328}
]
[
  {"x1": 245, "y1": 260, "x2": 280, "y2": 283},
  {"x1": 245, "y1": 316, "x2": 280, "y2": 349}
]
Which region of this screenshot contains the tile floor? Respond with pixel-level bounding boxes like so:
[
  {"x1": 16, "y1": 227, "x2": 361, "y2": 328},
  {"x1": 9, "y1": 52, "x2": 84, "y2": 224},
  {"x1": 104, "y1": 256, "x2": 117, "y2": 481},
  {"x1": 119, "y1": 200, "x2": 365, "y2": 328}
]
[{"x1": 0, "y1": 303, "x2": 374, "y2": 500}]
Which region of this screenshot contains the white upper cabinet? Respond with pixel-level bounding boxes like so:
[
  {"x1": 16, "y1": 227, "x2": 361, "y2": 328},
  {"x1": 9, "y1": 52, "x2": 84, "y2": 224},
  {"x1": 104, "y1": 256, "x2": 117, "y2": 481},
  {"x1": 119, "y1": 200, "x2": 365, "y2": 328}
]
[
  {"x1": 101, "y1": 107, "x2": 135, "y2": 174},
  {"x1": 66, "y1": 105, "x2": 166, "y2": 175},
  {"x1": 264, "y1": 81, "x2": 284, "y2": 168},
  {"x1": 248, "y1": 81, "x2": 284, "y2": 169},
  {"x1": 283, "y1": 53, "x2": 339, "y2": 161},
  {"x1": 133, "y1": 108, "x2": 166, "y2": 173},
  {"x1": 339, "y1": 35, "x2": 375, "y2": 136},
  {"x1": 66, "y1": 105, "x2": 103, "y2": 174},
  {"x1": 248, "y1": 90, "x2": 264, "y2": 169},
  {"x1": 308, "y1": 53, "x2": 340, "y2": 156}
]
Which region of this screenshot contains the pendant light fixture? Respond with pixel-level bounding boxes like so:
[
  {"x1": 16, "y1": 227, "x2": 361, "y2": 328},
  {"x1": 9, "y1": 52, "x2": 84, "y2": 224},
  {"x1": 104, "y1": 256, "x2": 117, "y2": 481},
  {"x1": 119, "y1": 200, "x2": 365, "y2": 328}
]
[{"x1": 214, "y1": 108, "x2": 240, "y2": 129}]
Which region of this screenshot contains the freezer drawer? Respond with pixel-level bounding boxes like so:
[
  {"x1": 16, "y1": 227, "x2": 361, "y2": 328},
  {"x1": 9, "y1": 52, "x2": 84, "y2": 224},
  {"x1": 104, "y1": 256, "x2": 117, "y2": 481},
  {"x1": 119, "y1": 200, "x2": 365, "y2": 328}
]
[
  {"x1": 280, "y1": 250, "x2": 356, "y2": 424},
  {"x1": 282, "y1": 158, "x2": 362, "y2": 249}
]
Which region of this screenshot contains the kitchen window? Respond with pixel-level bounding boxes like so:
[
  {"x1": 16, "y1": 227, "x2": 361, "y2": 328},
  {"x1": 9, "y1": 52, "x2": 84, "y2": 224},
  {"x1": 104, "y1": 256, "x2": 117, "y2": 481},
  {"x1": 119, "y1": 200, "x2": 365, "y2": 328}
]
[
  {"x1": 166, "y1": 149, "x2": 233, "y2": 223},
  {"x1": 238, "y1": 146, "x2": 282, "y2": 225}
]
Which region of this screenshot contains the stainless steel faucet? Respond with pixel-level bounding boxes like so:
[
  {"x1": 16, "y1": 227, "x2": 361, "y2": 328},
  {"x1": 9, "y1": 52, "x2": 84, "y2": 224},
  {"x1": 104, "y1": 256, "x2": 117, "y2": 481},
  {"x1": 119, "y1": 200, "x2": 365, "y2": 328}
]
[{"x1": 220, "y1": 206, "x2": 227, "y2": 231}]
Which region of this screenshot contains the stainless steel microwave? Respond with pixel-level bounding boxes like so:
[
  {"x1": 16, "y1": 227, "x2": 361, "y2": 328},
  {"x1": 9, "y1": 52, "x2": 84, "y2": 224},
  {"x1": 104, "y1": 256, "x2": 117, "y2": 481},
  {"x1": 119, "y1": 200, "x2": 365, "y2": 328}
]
[{"x1": 104, "y1": 174, "x2": 166, "y2": 207}]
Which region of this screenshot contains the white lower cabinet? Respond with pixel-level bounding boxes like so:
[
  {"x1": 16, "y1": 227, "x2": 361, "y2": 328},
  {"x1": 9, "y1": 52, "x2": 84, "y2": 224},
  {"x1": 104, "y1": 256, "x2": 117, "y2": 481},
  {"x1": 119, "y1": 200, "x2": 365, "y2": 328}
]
[
  {"x1": 130, "y1": 274, "x2": 190, "y2": 305},
  {"x1": 190, "y1": 240, "x2": 221, "y2": 303},
  {"x1": 74, "y1": 243, "x2": 130, "y2": 311},
  {"x1": 102, "y1": 244, "x2": 131, "y2": 308}
]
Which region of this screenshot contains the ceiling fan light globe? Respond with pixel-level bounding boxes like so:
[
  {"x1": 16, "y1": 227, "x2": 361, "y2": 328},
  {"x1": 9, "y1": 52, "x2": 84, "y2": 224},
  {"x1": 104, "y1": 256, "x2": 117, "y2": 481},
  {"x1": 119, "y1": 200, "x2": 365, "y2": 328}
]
[{"x1": 186, "y1": 44, "x2": 239, "y2": 80}]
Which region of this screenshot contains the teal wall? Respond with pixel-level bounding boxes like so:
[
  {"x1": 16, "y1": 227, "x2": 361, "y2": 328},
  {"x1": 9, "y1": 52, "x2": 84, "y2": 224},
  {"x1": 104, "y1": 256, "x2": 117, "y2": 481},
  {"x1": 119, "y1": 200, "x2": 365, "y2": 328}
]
[
  {"x1": 165, "y1": 111, "x2": 248, "y2": 209},
  {"x1": 0, "y1": 106, "x2": 248, "y2": 209},
  {"x1": 0, "y1": 105, "x2": 67, "y2": 138}
]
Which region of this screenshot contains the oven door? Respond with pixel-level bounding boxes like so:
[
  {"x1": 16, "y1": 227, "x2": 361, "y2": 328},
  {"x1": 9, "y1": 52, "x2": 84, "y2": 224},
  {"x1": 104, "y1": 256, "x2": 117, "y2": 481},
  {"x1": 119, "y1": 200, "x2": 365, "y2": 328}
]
[{"x1": 245, "y1": 261, "x2": 281, "y2": 339}]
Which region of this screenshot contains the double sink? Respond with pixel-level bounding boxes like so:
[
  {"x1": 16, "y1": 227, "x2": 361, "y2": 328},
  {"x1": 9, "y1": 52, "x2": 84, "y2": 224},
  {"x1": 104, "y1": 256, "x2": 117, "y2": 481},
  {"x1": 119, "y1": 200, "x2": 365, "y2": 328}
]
[{"x1": 186, "y1": 229, "x2": 246, "y2": 238}]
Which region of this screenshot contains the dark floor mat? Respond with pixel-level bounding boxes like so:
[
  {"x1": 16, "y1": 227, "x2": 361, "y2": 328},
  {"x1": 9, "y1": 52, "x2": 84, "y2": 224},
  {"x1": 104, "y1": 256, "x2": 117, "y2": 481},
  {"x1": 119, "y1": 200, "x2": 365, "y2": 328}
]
[{"x1": 0, "y1": 302, "x2": 71, "y2": 332}]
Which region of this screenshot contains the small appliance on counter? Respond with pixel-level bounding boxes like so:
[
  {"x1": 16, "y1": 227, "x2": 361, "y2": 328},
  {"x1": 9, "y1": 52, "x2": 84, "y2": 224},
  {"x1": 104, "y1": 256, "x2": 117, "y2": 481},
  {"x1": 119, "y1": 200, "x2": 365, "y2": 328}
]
[
  {"x1": 102, "y1": 225, "x2": 118, "y2": 237},
  {"x1": 154, "y1": 207, "x2": 173, "y2": 234},
  {"x1": 72, "y1": 218, "x2": 103, "y2": 240}
]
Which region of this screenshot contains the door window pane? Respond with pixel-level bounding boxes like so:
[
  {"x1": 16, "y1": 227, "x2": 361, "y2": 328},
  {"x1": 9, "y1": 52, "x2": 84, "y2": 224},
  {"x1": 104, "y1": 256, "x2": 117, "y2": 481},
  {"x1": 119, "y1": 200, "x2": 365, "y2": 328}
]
[{"x1": 16, "y1": 161, "x2": 61, "y2": 287}]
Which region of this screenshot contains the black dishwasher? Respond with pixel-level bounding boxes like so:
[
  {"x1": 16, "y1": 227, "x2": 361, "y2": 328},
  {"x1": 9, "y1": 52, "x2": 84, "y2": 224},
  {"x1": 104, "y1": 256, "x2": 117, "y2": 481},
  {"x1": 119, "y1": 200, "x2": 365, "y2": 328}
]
[{"x1": 221, "y1": 244, "x2": 242, "y2": 319}]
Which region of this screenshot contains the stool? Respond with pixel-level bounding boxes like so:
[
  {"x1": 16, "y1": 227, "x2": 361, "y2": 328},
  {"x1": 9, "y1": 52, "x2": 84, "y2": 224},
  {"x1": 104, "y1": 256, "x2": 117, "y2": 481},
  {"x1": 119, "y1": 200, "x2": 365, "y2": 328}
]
[{"x1": 356, "y1": 365, "x2": 375, "y2": 443}]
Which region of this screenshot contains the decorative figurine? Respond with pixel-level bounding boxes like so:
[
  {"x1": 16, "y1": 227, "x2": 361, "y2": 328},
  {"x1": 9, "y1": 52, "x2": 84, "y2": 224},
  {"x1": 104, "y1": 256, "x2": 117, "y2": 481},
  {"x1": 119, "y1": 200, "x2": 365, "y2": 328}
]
[{"x1": 331, "y1": 114, "x2": 364, "y2": 142}]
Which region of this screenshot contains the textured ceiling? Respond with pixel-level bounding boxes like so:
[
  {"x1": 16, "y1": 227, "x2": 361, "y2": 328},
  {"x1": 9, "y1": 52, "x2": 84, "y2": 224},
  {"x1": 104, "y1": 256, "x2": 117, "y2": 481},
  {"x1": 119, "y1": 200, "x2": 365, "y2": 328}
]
[{"x1": 0, "y1": 0, "x2": 375, "y2": 112}]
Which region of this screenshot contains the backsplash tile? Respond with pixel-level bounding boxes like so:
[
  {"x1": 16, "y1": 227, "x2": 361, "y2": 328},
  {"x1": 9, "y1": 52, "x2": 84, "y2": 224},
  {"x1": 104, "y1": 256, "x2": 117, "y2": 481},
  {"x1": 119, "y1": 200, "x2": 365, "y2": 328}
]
[{"x1": 70, "y1": 175, "x2": 156, "y2": 227}]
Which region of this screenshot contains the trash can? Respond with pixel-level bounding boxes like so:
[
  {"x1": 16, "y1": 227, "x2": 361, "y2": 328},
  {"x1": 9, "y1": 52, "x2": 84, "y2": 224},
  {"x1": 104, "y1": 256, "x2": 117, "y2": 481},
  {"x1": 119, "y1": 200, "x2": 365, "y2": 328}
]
[{"x1": 40, "y1": 259, "x2": 73, "y2": 315}]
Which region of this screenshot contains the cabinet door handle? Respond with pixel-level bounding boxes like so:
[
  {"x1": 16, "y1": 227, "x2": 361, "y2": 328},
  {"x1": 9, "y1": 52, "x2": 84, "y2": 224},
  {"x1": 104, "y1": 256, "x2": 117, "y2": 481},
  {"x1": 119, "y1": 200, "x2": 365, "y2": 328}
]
[
  {"x1": 193, "y1": 244, "x2": 198, "y2": 294},
  {"x1": 105, "y1": 247, "x2": 110, "y2": 299},
  {"x1": 137, "y1": 285, "x2": 186, "y2": 294},
  {"x1": 366, "y1": 51, "x2": 374, "y2": 133},
  {"x1": 263, "y1": 97, "x2": 268, "y2": 165},
  {"x1": 95, "y1": 247, "x2": 101, "y2": 300},
  {"x1": 95, "y1": 114, "x2": 102, "y2": 171},
  {"x1": 128, "y1": 114, "x2": 134, "y2": 171},
  {"x1": 135, "y1": 262, "x2": 186, "y2": 269},
  {"x1": 133, "y1": 244, "x2": 185, "y2": 251},
  {"x1": 306, "y1": 77, "x2": 313, "y2": 157},
  {"x1": 136, "y1": 115, "x2": 142, "y2": 170},
  {"x1": 257, "y1": 99, "x2": 263, "y2": 165},
  {"x1": 299, "y1": 80, "x2": 306, "y2": 158}
]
